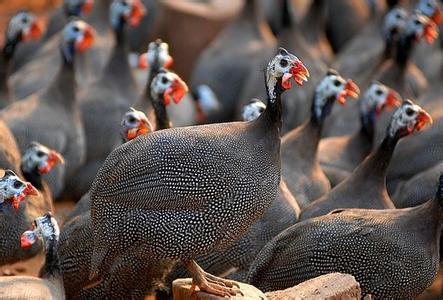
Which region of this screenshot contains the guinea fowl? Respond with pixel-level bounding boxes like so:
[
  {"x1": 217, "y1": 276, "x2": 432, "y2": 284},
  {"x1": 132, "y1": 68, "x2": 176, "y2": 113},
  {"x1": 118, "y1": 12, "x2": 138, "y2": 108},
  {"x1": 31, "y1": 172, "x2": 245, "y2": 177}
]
[
  {"x1": 0, "y1": 11, "x2": 42, "y2": 109},
  {"x1": 300, "y1": 100, "x2": 433, "y2": 221},
  {"x1": 0, "y1": 170, "x2": 39, "y2": 266},
  {"x1": 281, "y1": 69, "x2": 360, "y2": 208},
  {"x1": 163, "y1": 99, "x2": 301, "y2": 289},
  {"x1": 12, "y1": 0, "x2": 93, "y2": 72},
  {"x1": 247, "y1": 174, "x2": 443, "y2": 299},
  {"x1": 0, "y1": 213, "x2": 64, "y2": 299},
  {"x1": 1, "y1": 20, "x2": 94, "y2": 199},
  {"x1": 89, "y1": 48, "x2": 308, "y2": 297},
  {"x1": 324, "y1": 6, "x2": 408, "y2": 137},
  {"x1": 21, "y1": 142, "x2": 64, "y2": 208},
  {"x1": 319, "y1": 82, "x2": 401, "y2": 186},
  {"x1": 238, "y1": 0, "x2": 327, "y2": 132},
  {"x1": 66, "y1": 0, "x2": 146, "y2": 199},
  {"x1": 190, "y1": 0, "x2": 275, "y2": 123}
]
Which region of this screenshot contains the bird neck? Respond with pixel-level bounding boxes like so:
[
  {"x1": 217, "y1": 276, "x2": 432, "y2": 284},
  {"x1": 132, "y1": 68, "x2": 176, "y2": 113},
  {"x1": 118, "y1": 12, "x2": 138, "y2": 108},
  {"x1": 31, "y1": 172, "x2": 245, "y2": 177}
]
[
  {"x1": 101, "y1": 27, "x2": 134, "y2": 90},
  {"x1": 300, "y1": 0, "x2": 327, "y2": 40},
  {"x1": 310, "y1": 93, "x2": 336, "y2": 125},
  {"x1": 21, "y1": 167, "x2": 43, "y2": 191},
  {"x1": 257, "y1": 71, "x2": 284, "y2": 132},
  {"x1": 140, "y1": 57, "x2": 163, "y2": 111},
  {"x1": 359, "y1": 109, "x2": 376, "y2": 144},
  {"x1": 45, "y1": 47, "x2": 77, "y2": 107},
  {"x1": 281, "y1": 0, "x2": 293, "y2": 28},
  {"x1": 0, "y1": 39, "x2": 18, "y2": 108},
  {"x1": 352, "y1": 133, "x2": 399, "y2": 186},
  {"x1": 395, "y1": 34, "x2": 416, "y2": 68},
  {"x1": 152, "y1": 94, "x2": 171, "y2": 130},
  {"x1": 39, "y1": 237, "x2": 62, "y2": 279}
]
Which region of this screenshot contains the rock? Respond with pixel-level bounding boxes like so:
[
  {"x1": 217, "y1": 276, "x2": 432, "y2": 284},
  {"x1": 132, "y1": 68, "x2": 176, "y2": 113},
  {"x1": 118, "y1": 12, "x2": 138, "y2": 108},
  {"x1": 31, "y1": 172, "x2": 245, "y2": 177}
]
[
  {"x1": 172, "y1": 278, "x2": 267, "y2": 300},
  {"x1": 265, "y1": 273, "x2": 361, "y2": 300}
]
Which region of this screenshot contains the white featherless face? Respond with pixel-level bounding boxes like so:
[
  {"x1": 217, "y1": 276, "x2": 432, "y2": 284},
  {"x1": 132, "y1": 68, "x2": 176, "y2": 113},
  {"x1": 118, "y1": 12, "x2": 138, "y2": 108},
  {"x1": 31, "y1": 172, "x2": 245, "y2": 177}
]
[{"x1": 389, "y1": 100, "x2": 432, "y2": 137}]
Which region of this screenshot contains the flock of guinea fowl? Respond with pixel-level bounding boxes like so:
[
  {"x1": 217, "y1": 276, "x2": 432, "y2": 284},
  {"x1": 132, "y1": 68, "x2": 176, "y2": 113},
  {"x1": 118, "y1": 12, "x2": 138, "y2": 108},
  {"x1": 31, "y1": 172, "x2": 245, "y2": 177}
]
[{"x1": 0, "y1": 0, "x2": 441, "y2": 299}]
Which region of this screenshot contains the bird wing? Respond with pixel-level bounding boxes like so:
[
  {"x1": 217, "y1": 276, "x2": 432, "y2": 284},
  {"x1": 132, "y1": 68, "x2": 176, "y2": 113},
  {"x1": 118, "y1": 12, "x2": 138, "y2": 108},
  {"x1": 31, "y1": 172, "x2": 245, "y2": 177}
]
[{"x1": 91, "y1": 125, "x2": 249, "y2": 211}]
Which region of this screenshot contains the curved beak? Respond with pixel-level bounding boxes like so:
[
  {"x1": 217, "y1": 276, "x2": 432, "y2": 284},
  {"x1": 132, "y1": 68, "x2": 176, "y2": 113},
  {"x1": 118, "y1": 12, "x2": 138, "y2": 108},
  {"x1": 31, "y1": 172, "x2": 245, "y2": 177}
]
[
  {"x1": 415, "y1": 110, "x2": 433, "y2": 131},
  {"x1": 38, "y1": 151, "x2": 64, "y2": 174},
  {"x1": 423, "y1": 21, "x2": 439, "y2": 44},
  {"x1": 128, "y1": 0, "x2": 146, "y2": 27},
  {"x1": 23, "y1": 20, "x2": 43, "y2": 41},
  {"x1": 82, "y1": 0, "x2": 94, "y2": 14},
  {"x1": 287, "y1": 60, "x2": 309, "y2": 88},
  {"x1": 163, "y1": 77, "x2": 189, "y2": 106},
  {"x1": 337, "y1": 79, "x2": 360, "y2": 105},
  {"x1": 75, "y1": 25, "x2": 95, "y2": 52}
]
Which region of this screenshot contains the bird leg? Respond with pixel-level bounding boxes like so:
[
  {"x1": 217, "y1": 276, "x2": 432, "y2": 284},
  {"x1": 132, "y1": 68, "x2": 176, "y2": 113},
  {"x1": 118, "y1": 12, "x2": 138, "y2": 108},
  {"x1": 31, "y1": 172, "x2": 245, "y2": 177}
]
[{"x1": 185, "y1": 260, "x2": 243, "y2": 297}]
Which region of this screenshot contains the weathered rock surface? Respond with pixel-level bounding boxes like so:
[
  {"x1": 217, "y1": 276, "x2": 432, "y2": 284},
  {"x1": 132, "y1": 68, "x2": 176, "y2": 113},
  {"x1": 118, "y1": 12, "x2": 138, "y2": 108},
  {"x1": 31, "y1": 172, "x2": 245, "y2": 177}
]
[
  {"x1": 173, "y1": 278, "x2": 266, "y2": 300},
  {"x1": 265, "y1": 273, "x2": 361, "y2": 300}
]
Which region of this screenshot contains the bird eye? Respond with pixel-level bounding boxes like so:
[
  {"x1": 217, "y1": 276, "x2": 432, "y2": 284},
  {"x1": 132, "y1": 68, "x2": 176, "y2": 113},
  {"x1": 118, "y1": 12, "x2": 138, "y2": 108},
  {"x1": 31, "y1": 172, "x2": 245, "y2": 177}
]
[
  {"x1": 13, "y1": 181, "x2": 23, "y2": 189},
  {"x1": 333, "y1": 80, "x2": 341, "y2": 87},
  {"x1": 375, "y1": 89, "x2": 383, "y2": 96},
  {"x1": 161, "y1": 77, "x2": 168, "y2": 84},
  {"x1": 22, "y1": 17, "x2": 28, "y2": 24},
  {"x1": 395, "y1": 14, "x2": 401, "y2": 19},
  {"x1": 128, "y1": 116, "x2": 136, "y2": 123},
  {"x1": 413, "y1": 19, "x2": 421, "y2": 26},
  {"x1": 279, "y1": 59, "x2": 288, "y2": 68},
  {"x1": 406, "y1": 108, "x2": 415, "y2": 116},
  {"x1": 36, "y1": 151, "x2": 45, "y2": 157},
  {"x1": 122, "y1": 1, "x2": 128, "y2": 6},
  {"x1": 259, "y1": 108, "x2": 264, "y2": 113},
  {"x1": 72, "y1": 26, "x2": 80, "y2": 32}
]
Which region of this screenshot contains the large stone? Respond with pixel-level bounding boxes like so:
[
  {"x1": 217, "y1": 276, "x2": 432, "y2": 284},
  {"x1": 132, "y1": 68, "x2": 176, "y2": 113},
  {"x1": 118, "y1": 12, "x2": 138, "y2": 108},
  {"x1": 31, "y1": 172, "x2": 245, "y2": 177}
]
[
  {"x1": 172, "y1": 278, "x2": 266, "y2": 300},
  {"x1": 265, "y1": 273, "x2": 361, "y2": 300}
]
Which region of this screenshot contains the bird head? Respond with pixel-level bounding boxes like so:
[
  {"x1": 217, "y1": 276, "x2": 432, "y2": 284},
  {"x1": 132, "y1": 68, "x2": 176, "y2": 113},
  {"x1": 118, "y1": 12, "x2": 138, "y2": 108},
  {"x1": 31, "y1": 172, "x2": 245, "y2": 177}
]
[
  {"x1": 63, "y1": 0, "x2": 94, "y2": 17},
  {"x1": 266, "y1": 48, "x2": 309, "y2": 95},
  {"x1": 3, "y1": 11, "x2": 42, "y2": 58},
  {"x1": 110, "y1": 0, "x2": 146, "y2": 29},
  {"x1": 312, "y1": 69, "x2": 359, "y2": 123},
  {"x1": 138, "y1": 39, "x2": 173, "y2": 70},
  {"x1": 121, "y1": 108, "x2": 153, "y2": 141},
  {"x1": 361, "y1": 81, "x2": 401, "y2": 117},
  {"x1": 151, "y1": 69, "x2": 189, "y2": 106},
  {"x1": 61, "y1": 20, "x2": 95, "y2": 61},
  {"x1": 21, "y1": 212, "x2": 59, "y2": 249},
  {"x1": 388, "y1": 99, "x2": 433, "y2": 139},
  {"x1": 383, "y1": 7, "x2": 408, "y2": 41},
  {"x1": 21, "y1": 142, "x2": 64, "y2": 175},
  {"x1": 242, "y1": 99, "x2": 267, "y2": 122},
  {"x1": 416, "y1": 0, "x2": 442, "y2": 24},
  {"x1": 404, "y1": 12, "x2": 439, "y2": 44},
  {"x1": 0, "y1": 170, "x2": 38, "y2": 210}
]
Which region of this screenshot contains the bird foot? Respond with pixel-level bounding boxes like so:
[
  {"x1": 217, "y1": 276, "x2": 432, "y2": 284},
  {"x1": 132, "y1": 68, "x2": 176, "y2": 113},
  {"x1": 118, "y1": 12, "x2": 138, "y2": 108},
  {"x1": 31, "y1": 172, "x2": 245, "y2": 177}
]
[{"x1": 186, "y1": 260, "x2": 243, "y2": 298}]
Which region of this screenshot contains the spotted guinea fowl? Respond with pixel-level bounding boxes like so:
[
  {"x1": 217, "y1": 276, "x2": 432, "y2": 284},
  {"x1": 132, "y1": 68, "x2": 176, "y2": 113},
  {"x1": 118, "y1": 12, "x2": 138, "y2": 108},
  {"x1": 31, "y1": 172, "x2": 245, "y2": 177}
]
[
  {"x1": 0, "y1": 170, "x2": 39, "y2": 266},
  {"x1": 319, "y1": 82, "x2": 401, "y2": 186},
  {"x1": 0, "y1": 11, "x2": 42, "y2": 108},
  {"x1": 162, "y1": 100, "x2": 301, "y2": 289},
  {"x1": 281, "y1": 69, "x2": 360, "y2": 208},
  {"x1": 0, "y1": 213, "x2": 64, "y2": 299},
  {"x1": 247, "y1": 173, "x2": 443, "y2": 298},
  {"x1": 300, "y1": 100, "x2": 433, "y2": 221},
  {"x1": 0, "y1": 20, "x2": 94, "y2": 199},
  {"x1": 12, "y1": 0, "x2": 93, "y2": 72},
  {"x1": 66, "y1": 0, "x2": 145, "y2": 200},
  {"x1": 89, "y1": 48, "x2": 308, "y2": 297}
]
